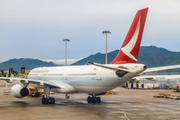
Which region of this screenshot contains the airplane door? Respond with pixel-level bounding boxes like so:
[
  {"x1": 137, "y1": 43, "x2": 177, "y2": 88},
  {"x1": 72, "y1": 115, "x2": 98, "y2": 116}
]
[{"x1": 96, "y1": 68, "x2": 102, "y2": 81}]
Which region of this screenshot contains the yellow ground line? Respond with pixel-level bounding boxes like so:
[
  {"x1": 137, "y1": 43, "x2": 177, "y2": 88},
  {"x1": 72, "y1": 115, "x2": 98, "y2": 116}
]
[{"x1": 111, "y1": 111, "x2": 130, "y2": 120}]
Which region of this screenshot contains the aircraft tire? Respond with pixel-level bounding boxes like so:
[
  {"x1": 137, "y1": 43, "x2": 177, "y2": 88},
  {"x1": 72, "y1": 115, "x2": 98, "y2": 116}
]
[
  {"x1": 42, "y1": 98, "x2": 45, "y2": 104},
  {"x1": 48, "y1": 98, "x2": 52, "y2": 104},
  {"x1": 49, "y1": 98, "x2": 55, "y2": 104},
  {"x1": 52, "y1": 98, "x2": 55, "y2": 104},
  {"x1": 42, "y1": 98, "x2": 55, "y2": 104},
  {"x1": 44, "y1": 98, "x2": 49, "y2": 104},
  {"x1": 96, "y1": 97, "x2": 101, "y2": 103},
  {"x1": 91, "y1": 98, "x2": 96, "y2": 104},
  {"x1": 87, "y1": 96, "x2": 92, "y2": 103}
]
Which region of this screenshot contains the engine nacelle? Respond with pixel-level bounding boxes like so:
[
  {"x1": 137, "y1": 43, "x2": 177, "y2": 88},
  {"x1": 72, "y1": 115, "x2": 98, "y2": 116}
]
[{"x1": 11, "y1": 84, "x2": 29, "y2": 98}]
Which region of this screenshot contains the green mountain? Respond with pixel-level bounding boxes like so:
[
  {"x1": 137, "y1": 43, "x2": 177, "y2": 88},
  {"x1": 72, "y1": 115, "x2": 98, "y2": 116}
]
[
  {"x1": 0, "y1": 58, "x2": 58, "y2": 71},
  {"x1": 73, "y1": 45, "x2": 180, "y2": 68},
  {"x1": 1, "y1": 46, "x2": 180, "y2": 72},
  {"x1": 72, "y1": 50, "x2": 119, "y2": 65},
  {"x1": 138, "y1": 46, "x2": 180, "y2": 67}
]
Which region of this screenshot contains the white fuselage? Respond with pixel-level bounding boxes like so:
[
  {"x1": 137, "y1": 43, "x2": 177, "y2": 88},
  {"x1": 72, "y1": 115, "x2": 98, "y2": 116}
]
[{"x1": 28, "y1": 63, "x2": 145, "y2": 94}]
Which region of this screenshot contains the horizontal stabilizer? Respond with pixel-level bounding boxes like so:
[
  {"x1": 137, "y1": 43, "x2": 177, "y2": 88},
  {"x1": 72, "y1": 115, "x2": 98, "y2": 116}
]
[{"x1": 87, "y1": 62, "x2": 129, "y2": 72}]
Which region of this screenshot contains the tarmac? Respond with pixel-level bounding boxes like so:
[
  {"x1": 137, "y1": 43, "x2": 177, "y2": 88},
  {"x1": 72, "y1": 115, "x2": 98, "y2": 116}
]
[{"x1": 1, "y1": 81, "x2": 180, "y2": 120}]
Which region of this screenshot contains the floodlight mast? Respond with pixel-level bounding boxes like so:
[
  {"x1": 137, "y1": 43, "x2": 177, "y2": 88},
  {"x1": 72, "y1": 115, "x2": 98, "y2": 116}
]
[
  {"x1": 102, "y1": 30, "x2": 111, "y2": 64},
  {"x1": 63, "y1": 39, "x2": 70, "y2": 66}
]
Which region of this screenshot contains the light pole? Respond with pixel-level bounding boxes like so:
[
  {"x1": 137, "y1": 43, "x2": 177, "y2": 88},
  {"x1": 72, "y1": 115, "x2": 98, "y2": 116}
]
[
  {"x1": 102, "y1": 30, "x2": 111, "y2": 64},
  {"x1": 63, "y1": 39, "x2": 70, "y2": 66}
]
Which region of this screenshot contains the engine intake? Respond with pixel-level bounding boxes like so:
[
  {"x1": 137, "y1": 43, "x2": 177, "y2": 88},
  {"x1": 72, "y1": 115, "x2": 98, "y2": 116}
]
[{"x1": 11, "y1": 84, "x2": 29, "y2": 98}]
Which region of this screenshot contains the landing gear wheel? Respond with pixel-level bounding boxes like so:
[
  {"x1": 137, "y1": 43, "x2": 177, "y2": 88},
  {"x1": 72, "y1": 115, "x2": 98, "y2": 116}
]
[
  {"x1": 96, "y1": 97, "x2": 101, "y2": 103},
  {"x1": 42, "y1": 98, "x2": 45, "y2": 104},
  {"x1": 87, "y1": 96, "x2": 101, "y2": 104},
  {"x1": 48, "y1": 98, "x2": 52, "y2": 104},
  {"x1": 42, "y1": 85, "x2": 55, "y2": 104},
  {"x1": 45, "y1": 98, "x2": 49, "y2": 104},
  {"x1": 52, "y1": 98, "x2": 55, "y2": 104},
  {"x1": 91, "y1": 98, "x2": 96, "y2": 104},
  {"x1": 42, "y1": 97, "x2": 55, "y2": 104},
  {"x1": 87, "y1": 96, "x2": 92, "y2": 103}
]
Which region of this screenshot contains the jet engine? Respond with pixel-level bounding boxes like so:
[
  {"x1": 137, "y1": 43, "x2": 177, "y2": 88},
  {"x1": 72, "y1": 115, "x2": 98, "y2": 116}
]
[{"x1": 11, "y1": 84, "x2": 29, "y2": 98}]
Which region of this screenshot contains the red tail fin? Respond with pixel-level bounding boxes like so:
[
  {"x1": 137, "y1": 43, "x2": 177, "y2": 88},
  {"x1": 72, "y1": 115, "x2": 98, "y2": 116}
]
[{"x1": 111, "y1": 8, "x2": 148, "y2": 64}]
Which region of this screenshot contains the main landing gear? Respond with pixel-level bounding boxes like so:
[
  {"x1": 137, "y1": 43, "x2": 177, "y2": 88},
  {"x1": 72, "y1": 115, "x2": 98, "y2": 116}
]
[
  {"x1": 42, "y1": 97, "x2": 55, "y2": 104},
  {"x1": 87, "y1": 95, "x2": 101, "y2": 104},
  {"x1": 42, "y1": 85, "x2": 55, "y2": 104}
]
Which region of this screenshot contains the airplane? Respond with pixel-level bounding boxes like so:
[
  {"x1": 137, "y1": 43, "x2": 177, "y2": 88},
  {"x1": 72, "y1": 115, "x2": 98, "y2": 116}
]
[
  {"x1": 1, "y1": 8, "x2": 180, "y2": 105},
  {"x1": 132, "y1": 74, "x2": 180, "y2": 82},
  {"x1": 130, "y1": 65, "x2": 180, "y2": 82}
]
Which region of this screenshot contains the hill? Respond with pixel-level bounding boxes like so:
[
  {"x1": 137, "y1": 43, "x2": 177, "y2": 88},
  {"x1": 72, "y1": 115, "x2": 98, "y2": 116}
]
[
  {"x1": 1, "y1": 46, "x2": 180, "y2": 72},
  {"x1": 0, "y1": 58, "x2": 58, "y2": 71},
  {"x1": 73, "y1": 45, "x2": 180, "y2": 68}
]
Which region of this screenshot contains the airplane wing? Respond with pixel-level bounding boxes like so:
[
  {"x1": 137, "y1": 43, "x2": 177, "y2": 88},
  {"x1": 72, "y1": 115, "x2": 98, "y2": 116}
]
[
  {"x1": 133, "y1": 75, "x2": 180, "y2": 81},
  {"x1": 143, "y1": 64, "x2": 180, "y2": 73},
  {"x1": 0, "y1": 77, "x2": 60, "y2": 88}
]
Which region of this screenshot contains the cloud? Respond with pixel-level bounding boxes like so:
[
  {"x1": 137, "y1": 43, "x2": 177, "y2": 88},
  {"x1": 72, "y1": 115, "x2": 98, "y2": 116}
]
[
  {"x1": 0, "y1": 0, "x2": 180, "y2": 62},
  {"x1": 39, "y1": 58, "x2": 84, "y2": 65}
]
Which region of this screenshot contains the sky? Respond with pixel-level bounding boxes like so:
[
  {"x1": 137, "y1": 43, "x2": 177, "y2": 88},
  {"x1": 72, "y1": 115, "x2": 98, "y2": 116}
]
[{"x1": 0, "y1": 0, "x2": 180, "y2": 65}]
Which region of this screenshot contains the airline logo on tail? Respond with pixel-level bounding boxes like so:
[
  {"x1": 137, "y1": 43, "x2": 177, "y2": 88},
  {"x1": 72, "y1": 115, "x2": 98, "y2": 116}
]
[
  {"x1": 121, "y1": 16, "x2": 141, "y2": 62},
  {"x1": 111, "y1": 8, "x2": 148, "y2": 64}
]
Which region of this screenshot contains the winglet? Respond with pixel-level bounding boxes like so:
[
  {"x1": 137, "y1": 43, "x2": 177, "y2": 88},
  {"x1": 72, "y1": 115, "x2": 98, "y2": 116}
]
[{"x1": 111, "y1": 8, "x2": 148, "y2": 64}]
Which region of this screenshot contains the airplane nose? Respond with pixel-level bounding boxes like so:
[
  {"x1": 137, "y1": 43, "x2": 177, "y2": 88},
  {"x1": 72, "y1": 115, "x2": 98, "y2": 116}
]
[{"x1": 143, "y1": 65, "x2": 147, "y2": 70}]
